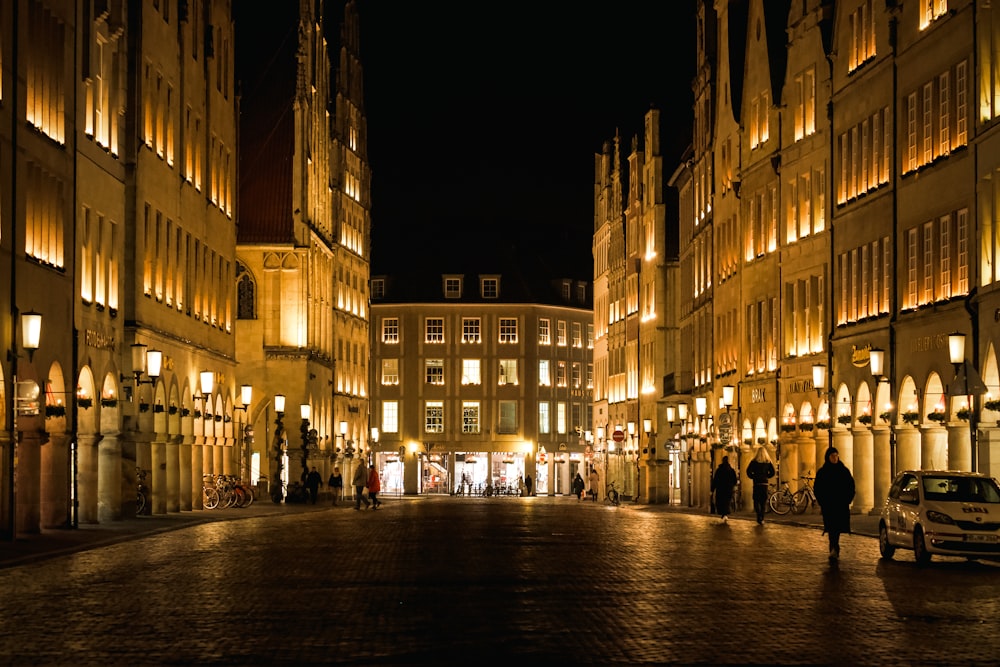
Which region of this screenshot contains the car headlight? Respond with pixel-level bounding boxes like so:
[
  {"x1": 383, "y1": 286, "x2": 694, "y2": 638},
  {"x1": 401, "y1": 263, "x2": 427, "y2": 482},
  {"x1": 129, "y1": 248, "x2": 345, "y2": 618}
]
[{"x1": 925, "y1": 510, "x2": 955, "y2": 525}]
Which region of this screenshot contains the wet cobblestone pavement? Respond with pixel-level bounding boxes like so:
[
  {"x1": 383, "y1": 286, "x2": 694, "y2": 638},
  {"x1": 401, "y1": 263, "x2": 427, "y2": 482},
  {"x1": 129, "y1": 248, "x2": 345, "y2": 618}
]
[{"x1": 2, "y1": 496, "x2": 999, "y2": 665}]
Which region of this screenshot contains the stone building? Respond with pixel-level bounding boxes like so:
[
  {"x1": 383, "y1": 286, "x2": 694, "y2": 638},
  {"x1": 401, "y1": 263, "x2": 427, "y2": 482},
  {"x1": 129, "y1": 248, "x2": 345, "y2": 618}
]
[
  {"x1": 235, "y1": 0, "x2": 371, "y2": 500},
  {"x1": 370, "y1": 268, "x2": 593, "y2": 497}
]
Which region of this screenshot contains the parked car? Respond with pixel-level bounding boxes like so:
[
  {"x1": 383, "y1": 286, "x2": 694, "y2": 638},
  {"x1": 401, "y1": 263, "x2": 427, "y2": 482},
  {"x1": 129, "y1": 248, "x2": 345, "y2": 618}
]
[{"x1": 879, "y1": 470, "x2": 1000, "y2": 564}]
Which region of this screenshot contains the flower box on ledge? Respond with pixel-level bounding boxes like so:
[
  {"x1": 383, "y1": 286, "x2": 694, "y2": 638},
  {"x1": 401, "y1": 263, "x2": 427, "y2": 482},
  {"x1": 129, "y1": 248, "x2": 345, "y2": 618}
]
[
  {"x1": 169, "y1": 405, "x2": 179, "y2": 415},
  {"x1": 927, "y1": 411, "x2": 947, "y2": 423},
  {"x1": 985, "y1": 399, "x2": 1000, "y2": 412},
  {"x1": 138, "y1": 402, "x2": 151, "y2": 413},
  {"x1": 858, "y1": 414, "x2": 873, "y2": 426},
  {"x1": 956, "y1": 408, "x2": 971, "y2": 421},
  {"x1": 182, "y1": 408, "x2": 191, "y2": 417},
  {"x1": 879, "y1": 412, "x2": 892, "y2": 423},
  {"x1": 799, "y1": 423, "x2": 814, "y2": 432},
  {"x1": 77, "y1": 398, "x2": 93, "y2": 410},
  {"x1": 780, "y1": 424, "x2": 797, "y2": 433},
  {"x1": 153, "y1": 404, "x2": 165, "y2": 413},
  {"x1": 837, "y1": 414, "x2": 853, "y2": 425},
  {"x1": 100, "y1": 397, "x2": 117, "y2": 408},
  {"x1": 45, "y1": 405, "x2": 67, "y2": 418},
  {"x1": 902, "y1": 411, "x2": 920, "y2": 425},
  {"x1": 816, "y1": 421, "x2": 831, "y2": 430}
]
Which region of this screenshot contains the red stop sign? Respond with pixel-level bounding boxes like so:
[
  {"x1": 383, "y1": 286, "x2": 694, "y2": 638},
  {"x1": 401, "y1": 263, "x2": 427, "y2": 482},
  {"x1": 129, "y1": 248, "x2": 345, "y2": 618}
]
[{"x1": 612, "y1": 429, "x2": 625, "y2": 442}]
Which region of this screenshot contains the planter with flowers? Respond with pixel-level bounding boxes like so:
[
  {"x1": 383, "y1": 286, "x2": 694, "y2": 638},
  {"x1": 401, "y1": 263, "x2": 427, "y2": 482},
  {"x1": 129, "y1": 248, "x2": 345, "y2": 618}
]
[
  {"x1": 100, "y1": 397, "x2": 118, "y2": 408},
  {"x1": 78, "y1": 398, "x2": 93, "y2": 410},
  {"x1": 858, "y1": 414, "x2": 873, "y2": 426},
  {"x1": 902, "y1": 411, "x2": 920, "y2": 425},
  {"x1": 816, "y1": 420, "x2": 831, "y2": 430},
  {"x1": 879, "y1": 411, "x2": 892, "y2": 424},
  {"x1": 956, "y1": 408, "x2": 971, "y2": 422},
  {"x1": 799, "y1": 422, "x2": 814, "y2": 432},
  {"x1": 757, "y1": 437, "x2": 767, "y2": 445},
  {"x1": 45, "y1": 404, "x2": 67, "y2": 418},
  {"x1": 138, "y1": 402, "x2": 150, "y2": 413},
  {"x1": 985, "y1": 399, "x2": 1000, "y2": 412},
  {"x1": 837, "y1": 414, "x2": 853, "y2": 426},
  {"x1": 927, "y1": 410, "x2": 946, "y2": 424},
  {"x1": 780, "y1": 423, "x2": 797, "y2": 433},
  {"x1": 168, "y1": 404, "x2": 179, "y2": 415}
]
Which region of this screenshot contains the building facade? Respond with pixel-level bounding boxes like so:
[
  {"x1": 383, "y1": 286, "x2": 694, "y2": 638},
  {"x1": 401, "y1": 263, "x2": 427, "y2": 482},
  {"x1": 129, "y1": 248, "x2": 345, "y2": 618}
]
[
  {"x1": 235, "y1": 0, "x2": 370, "y2": 501},
  {"x1": 370, "y1": 270, "x2": 593, "y2": 497}
]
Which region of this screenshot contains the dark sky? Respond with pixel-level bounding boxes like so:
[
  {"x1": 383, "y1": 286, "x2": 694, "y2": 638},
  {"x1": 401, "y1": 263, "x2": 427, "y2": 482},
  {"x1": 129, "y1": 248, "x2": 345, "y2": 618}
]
[{"x1": 355, "y1": 2, "x2": 697, "y2": 280}]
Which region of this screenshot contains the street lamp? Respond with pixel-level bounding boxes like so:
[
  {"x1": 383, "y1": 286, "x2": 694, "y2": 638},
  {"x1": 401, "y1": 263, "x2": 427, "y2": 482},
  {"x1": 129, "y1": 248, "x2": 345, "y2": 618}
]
[
  {"x1": 272, "y1": 394, "x2": 286, "y2": 503},
  {"x1": 722, "y1": 385, "x2": 735, "y2": 413},
  {"x1": 300, "y1": 403, "x2": 314, "y2": 482},
  {"x1": 120, "y1": 343, "x2": 162, "y2": 402},
  {"x1": 339, "y1": 420, "x2": 352, "y2": 458},
  {"x1": 235, "y1": 384, "x2": 253, "y2": 483},
  {"x1": 949, "y1": 332, "x2": 986, "y2": 471},
  {"x1": 6, "y1": 310, "x2": 43, "y2": 540}
]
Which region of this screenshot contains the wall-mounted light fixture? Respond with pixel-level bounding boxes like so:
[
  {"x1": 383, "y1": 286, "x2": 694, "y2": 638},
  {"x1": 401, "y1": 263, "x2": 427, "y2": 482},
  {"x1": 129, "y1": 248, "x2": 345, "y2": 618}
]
[
  {"x1": 20, "y1": 310, "x2": 42, "y2": 362},
  {"x1": 722, "y1": 385, "x2": 735, "y2": 413}
]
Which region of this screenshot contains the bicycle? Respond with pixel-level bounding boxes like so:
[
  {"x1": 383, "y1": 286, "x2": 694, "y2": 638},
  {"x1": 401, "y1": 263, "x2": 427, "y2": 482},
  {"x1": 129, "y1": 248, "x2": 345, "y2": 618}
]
[
  {"x1": 792, "y1": 475, "x2": 819, "y2": 514},
  {"x1": 768, "y1": 481, "x2": 796, "y2": 515},
  {"x1": 605, "y1": 480, "x2": 620, "y2": 506},
  {"x1": 136, "y1": 467, "x2": 148, "y2": 515}
]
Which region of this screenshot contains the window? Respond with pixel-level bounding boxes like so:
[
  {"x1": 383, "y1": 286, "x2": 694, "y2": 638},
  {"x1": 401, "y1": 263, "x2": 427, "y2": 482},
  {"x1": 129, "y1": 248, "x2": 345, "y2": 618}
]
[
  {"x1": 382, "y1": 359, "x2": 399, "y2": 385},
  {"x1": 556, "y1": 321, "x2": 567, "y2": 346},
  {"x1": 444, "y1": 276, "x2": 462, "y2": 298},
  {"x1": 539, "y1": 360, "x2": 551, "y2": 387},
  {"x1": 382, "y1": 401, "x2": 399, "y2": 433},
  {"x1": 572, "y1": 363, "x2": 581, "y2": 388},
  {"x1": 919, "y1": 0, "x2": 948, "y2": 30},
  {"x1": 382, "y1": 318, "x2": 399, "y2": 343},
  {"x1": 572, "y1": 322, "x2": 582, "y2": 348},
  {"x1": 462, "y1": 401, "x2": 480, "y2": 434},
  {"x1": 539, "y1": 402, "x2": 551, "y2": 434},
  {"x1": 539, "y1": 318, "x2": 551, "y2": 345},
  {"x1": 556, "y1": 402, "x2": 567, "y2": 434},
  {"x1": 556, "y1": 362, "x2": 567, "y2": 387},
  {"x1": 498, "y1": 359, "x2": 518, "y2": 386},
  {"x1": 586, "y1": 324, "x2": 594, "y2": 348},
  {"x1": 498, "y1": 400, "x2": 517, "y2": 434},
  {"x1": 371, "y1": 278, "x2": 384, "y2": 299},
  {"x1": 425, "y1": 317, "x2": 444, "y2": 343},
  {"x1": 425, "y1": 359, "x2": 444, "y2": 385},
  {"x1": 462, "y1": 317, "x2": 481, "y2": 343},
  {"x1": 499, "y1": 318, "x2": 518, "y2": 343},
  {"x1": 481, "y1": 277, "x2": 498, "y2": 298},
  {"x1": 586, "y1": 363, "x2": 594, "y2": 389},
  {"x1": 462, "y1": 359, "x2": 481, "y2": 385},
  {"x1": 425, "y1": 401, "x2": 444, "y2": 433}
]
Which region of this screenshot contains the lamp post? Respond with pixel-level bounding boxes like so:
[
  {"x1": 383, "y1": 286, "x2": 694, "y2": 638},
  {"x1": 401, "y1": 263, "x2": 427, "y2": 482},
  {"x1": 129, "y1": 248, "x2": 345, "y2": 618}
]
[
  {"x1": 949, "y1": 332, "x2": 985, "y2": 472},
  {"x1": 272, "y1": 394, "x2": 286, "y2": 503},
  {"x1": 5, "y1": 310, "x2": 43, "y2": 540},
  {"x1": 235, "y1": 384, "x2": 253, "y2": 483},
  {"x1": 300, "y1": 403, "x2": 313, "y2": 483},
  {"x1": 120, "y1": 343, "x2": 162, "y2": 403}
]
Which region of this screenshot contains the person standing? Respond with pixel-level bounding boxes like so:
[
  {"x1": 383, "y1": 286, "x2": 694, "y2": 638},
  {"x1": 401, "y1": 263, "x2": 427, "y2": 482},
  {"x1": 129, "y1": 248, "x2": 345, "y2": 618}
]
[
  {"x1": 711, "y1": 455, "x2": 738, "y2": 524},
  {"x1": 352, "y1": 459, "x2": 370, "y2": 511},
  {"x1": 366, "y1": 462, "x2": 382, "y2": 510},
  {"x1": 588, "y1": 467, "x2": 600, "y2": 502},
  {"x1": 572, "y1": 472, "x2": 585, "y2": 500},
  {"x1": 813, "y1": 446, "x2": 856, "y2": 560},
  {"x1": 328, "y1": 466, "x2": 344, "y2": 506},
  {"x1": 524, "y1": 474, "x2": 533, "y2": 497},
  {"x1": 304, "y1": 466, "x2": 323, "y2": 504},
  {"x1": 746, "y1": 447, "x2": 775, "y2": 524}
]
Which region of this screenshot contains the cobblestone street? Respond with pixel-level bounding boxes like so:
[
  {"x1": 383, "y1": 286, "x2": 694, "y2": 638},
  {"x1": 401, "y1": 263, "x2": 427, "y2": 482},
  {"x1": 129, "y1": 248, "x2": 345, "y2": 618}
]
[{"x1": 2, "y1": 496, "x2": 1000, "y2": 665}]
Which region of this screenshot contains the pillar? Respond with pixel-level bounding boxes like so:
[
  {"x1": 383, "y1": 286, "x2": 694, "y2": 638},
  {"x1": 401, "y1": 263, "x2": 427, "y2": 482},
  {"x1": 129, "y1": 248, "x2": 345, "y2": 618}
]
[
  {"x1": 920, "y1": 425, "x2": 948, "y2": 470},
  {"x1": 978, "y1": 425, "x2": 1000, "y2": 478},
  {"x1": 166, "y1": 434, "x2": 180, "y2": 513},
  {"x1": 98, "y1": 432, "x2": 122, "y2": 523},
  {"x1": 75, "y1": 433, "x2": 102, "y2": 524},
  {"x1": 895, "y1": 425, "x2": 921, "y2": 471},
  {"x1": 872, "y1": 426, "x2": 892, "y2": 507},
  {"x1": 851, "y1": 427, "x2": 875, "y2": 514},
  {"x1": 179, "y1": 434, "x2": 193, "y2": 511},
  {"x1": 780, "y1": 438, "x2": 799, "y2": 490},
  {"x1": 16, "y1": 427, "x2": 46, "y2": 534},
  {"x1": 946, "y1": 421, "x2": 973, "y2": 472},
  {"x1": 832, "y1": 427, "x2": 854, "y2": 475}
]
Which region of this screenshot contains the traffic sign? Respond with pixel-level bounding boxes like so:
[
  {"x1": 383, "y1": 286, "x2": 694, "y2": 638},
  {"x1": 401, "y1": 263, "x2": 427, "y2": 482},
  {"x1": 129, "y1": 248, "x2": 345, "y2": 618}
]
[{"x1": 612, "y1": 429, "x2": 625, "y2": 442}]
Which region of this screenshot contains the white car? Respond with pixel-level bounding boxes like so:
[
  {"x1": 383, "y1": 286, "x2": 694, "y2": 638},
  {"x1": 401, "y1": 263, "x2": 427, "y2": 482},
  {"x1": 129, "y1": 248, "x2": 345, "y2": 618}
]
[{"x1": 879, "y1": 470, "x2": 1000, "y2": 564}]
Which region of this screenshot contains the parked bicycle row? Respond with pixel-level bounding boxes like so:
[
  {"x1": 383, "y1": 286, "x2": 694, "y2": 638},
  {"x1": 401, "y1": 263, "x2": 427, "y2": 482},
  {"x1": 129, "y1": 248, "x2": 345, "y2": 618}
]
[{"x1": 203, "y1": 474, "x2": 256, "y2": 509}]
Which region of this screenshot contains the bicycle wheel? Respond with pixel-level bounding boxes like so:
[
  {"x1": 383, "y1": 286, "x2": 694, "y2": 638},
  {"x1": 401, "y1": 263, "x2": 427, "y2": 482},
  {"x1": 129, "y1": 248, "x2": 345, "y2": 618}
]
[
  {"x1": 136, "y1": 491, "x2": 146, "y2": 515},
  {"x1": 607, "y1": 489, "x2": 620, "y2": 506},
  {"x1": 204, "y1": 487, "x2": 220, "y2": 510},
  {"x1": 791, "y1": 489, "x2": 809, "y2": 514},
  {"x1": 769, "y1": 491, "x2": 793, "y2": 515}
]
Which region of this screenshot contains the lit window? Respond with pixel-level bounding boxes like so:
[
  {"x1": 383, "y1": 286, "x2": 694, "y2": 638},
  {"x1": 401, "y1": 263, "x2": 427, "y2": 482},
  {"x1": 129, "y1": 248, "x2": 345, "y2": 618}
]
[
  {"x1": 498, "y1": 360, "x2": 518, "y2": 386},
  {"x1": 539, "y1": 360, "x2": 551, "y2": 387},
  {"x1": 444, "y1": 276, "x2": 462, "y2": 299},
  {"x1": 556, "y1": 321, "x2": 567, "y2": 346},
  {"x1": 499, "y1": 318, "x2": 518, "y2": 343},
  {"x1": 481, "y1": 278, "x2": 499, "y2": 298},
  {"x1": 462, "y1": 318, "x2": 481, "y2": 343},
  {"x1": 462, "y1": 359, "x2": 481, "y2": 385},
  {"x1": 425, "y1": 359, "x2": 444, "y2": 385},
  {"x1": 539, "y1": 402, "x2": 550, "y2": 434},
  {"x1": 425, "y1": 401, "x2": 444, "y2": 433},
  {"x1": 462, "y1": 401, "x2": 480, "y2": 434},
  {"x1": 539, "y1": 318, "x2": 551, "y2": 345},
  {"x1": 382, "y1": 318, "x2": 399, "y2": 343},
  {"x1": 425, "y1": 317, "x2": 444, "y2": 343},
  {"x1": 381, "y1": 359, "x2": 399, "y2": 385},
  {"x1": 382, "y1": 401, "x2": 399, "y2": 433}
]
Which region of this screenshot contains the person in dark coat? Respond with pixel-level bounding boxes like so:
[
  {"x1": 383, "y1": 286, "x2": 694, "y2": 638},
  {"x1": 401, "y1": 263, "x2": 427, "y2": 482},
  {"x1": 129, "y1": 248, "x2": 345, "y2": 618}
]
[
  {"x1": 711, "y1": 456, "x2": 738, "y2": 524},
  {"x1": 813, "y1": 446, "x2": 856, "y2": 560},
  {"x1": 746, "y1": 446, "x2": 776, "y2": 524},
  {"x1": 304, "y1": 467, "x2": 323, "y2": 504},
  {"x1": 572, "y1": 473, "x2": 585, "y2": 500}
]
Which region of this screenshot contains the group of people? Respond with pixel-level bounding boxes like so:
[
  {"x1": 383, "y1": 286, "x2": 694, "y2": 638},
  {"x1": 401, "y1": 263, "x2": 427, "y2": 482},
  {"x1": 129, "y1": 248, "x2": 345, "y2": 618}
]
[
  {"x1": 572, "y1": 468, "x2": 602, "y2": 501},
  {"x1": 711, "y1": 445, "x2": 855, "y2": 560},
  {"x1": 300, "y1": 461, "x2": 382, "y2": 511}
]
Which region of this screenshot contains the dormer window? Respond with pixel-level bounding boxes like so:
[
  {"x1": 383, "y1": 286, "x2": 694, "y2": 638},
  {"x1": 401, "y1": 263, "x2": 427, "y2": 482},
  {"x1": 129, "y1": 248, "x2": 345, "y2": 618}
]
[
  {"x1": 444, "y1": 276, "x2": 462, "y2": 299},
  {"x1": 481, "y1": 277, "x2": 499, "y2": 299}
]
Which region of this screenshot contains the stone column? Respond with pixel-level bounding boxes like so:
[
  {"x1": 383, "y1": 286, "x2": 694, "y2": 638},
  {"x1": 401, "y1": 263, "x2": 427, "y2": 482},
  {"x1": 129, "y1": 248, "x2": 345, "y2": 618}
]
[
  {"x1": 895, "y1": 425, "x2": 921, "y2": 471},
  {"x1": 780, "y1": 437, "x2": 799, "y2": 490},
  {"x1": 179, "y1": 433, "x2": 194, "y2": 511},
  {"x1": 946, "y1": 421, "x2": 973, "y2": 472},
  {"x1": 97, "y1": 432, "x2": 122, "y2": 523},
  {"x1": 75, "y1": 433, "x2": 103, "y2": 524},
  {"x1": 192, "y1": 437, "x2": 205, "y2": 509},
  {"x1": 166, "y1": 434, "x2": 181, "y2": 513},
  {"x1": 40, "y1": 431, "x2": 69, "y2": 528},
  {"x1": 796, "y1": 434, "x2": 817, "y2": 479},
  {"x1": 850, "y1": 426, "x2": 874, "y2": 514},
  {"x1": 872, "y1": 425, "x2": 892, "y2": 506},
  {"x1": 15, "y1": 426, "x2": 47, "y2": 534},
  {"x1": 920, "y1": 425, "x2": 948, "y2": 470},
  {"x1": 978, "y1": 425, "x2": 1000, "y2": 478}
]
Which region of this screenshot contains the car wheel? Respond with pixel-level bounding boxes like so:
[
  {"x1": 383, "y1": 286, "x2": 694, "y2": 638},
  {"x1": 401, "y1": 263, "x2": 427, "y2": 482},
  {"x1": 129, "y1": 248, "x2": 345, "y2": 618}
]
[
  {"x1": 913, "y1": 525, "x2": 931, "y2": 565},
  {"x1": 878, "y1": 522, "x2": 895, "y2": 560}
]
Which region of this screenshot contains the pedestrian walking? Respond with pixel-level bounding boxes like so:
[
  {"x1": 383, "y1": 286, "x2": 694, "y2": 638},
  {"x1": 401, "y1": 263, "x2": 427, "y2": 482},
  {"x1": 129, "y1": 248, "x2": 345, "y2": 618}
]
[
  {"x1": 588, "y1": 467, "x2": 600, "y2": 502},
  {"x1": 813, "y1": 446, "x2": 856, "y2": 560},
  {"x1": 524, "y1": 474, "x2": 533, "y2": 496},
  {"x1": 304, "y1": 466, "x2": 323, "y2": 504},
  {"x1": 572, "y1": 472, "x2": 585, "y2": 500},
  {"x1": 518, "y1": 475, "x2": 526, "y2": 497},
  {"x1": 711, "y1": 455, "x2": 738, "y2": 524},
  {"x1": 367, "y1": 463, "x2": 382, "y2": 510},
  {"x1": 746, "y1": 446, "x2": 775, "y2": 524},
  {"x1": 328, "y1": 467, "x2": 344, "y2": 505},
  {"x1": 352, "y1": 459, "x2": 371, "y2": 511}
]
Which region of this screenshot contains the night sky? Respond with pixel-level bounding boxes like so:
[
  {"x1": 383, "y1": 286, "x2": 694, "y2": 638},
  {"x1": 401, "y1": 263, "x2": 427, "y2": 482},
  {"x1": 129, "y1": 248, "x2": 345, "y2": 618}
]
[{"x1": 355, "y1": 1, "x2": 698, "y2": 280}]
